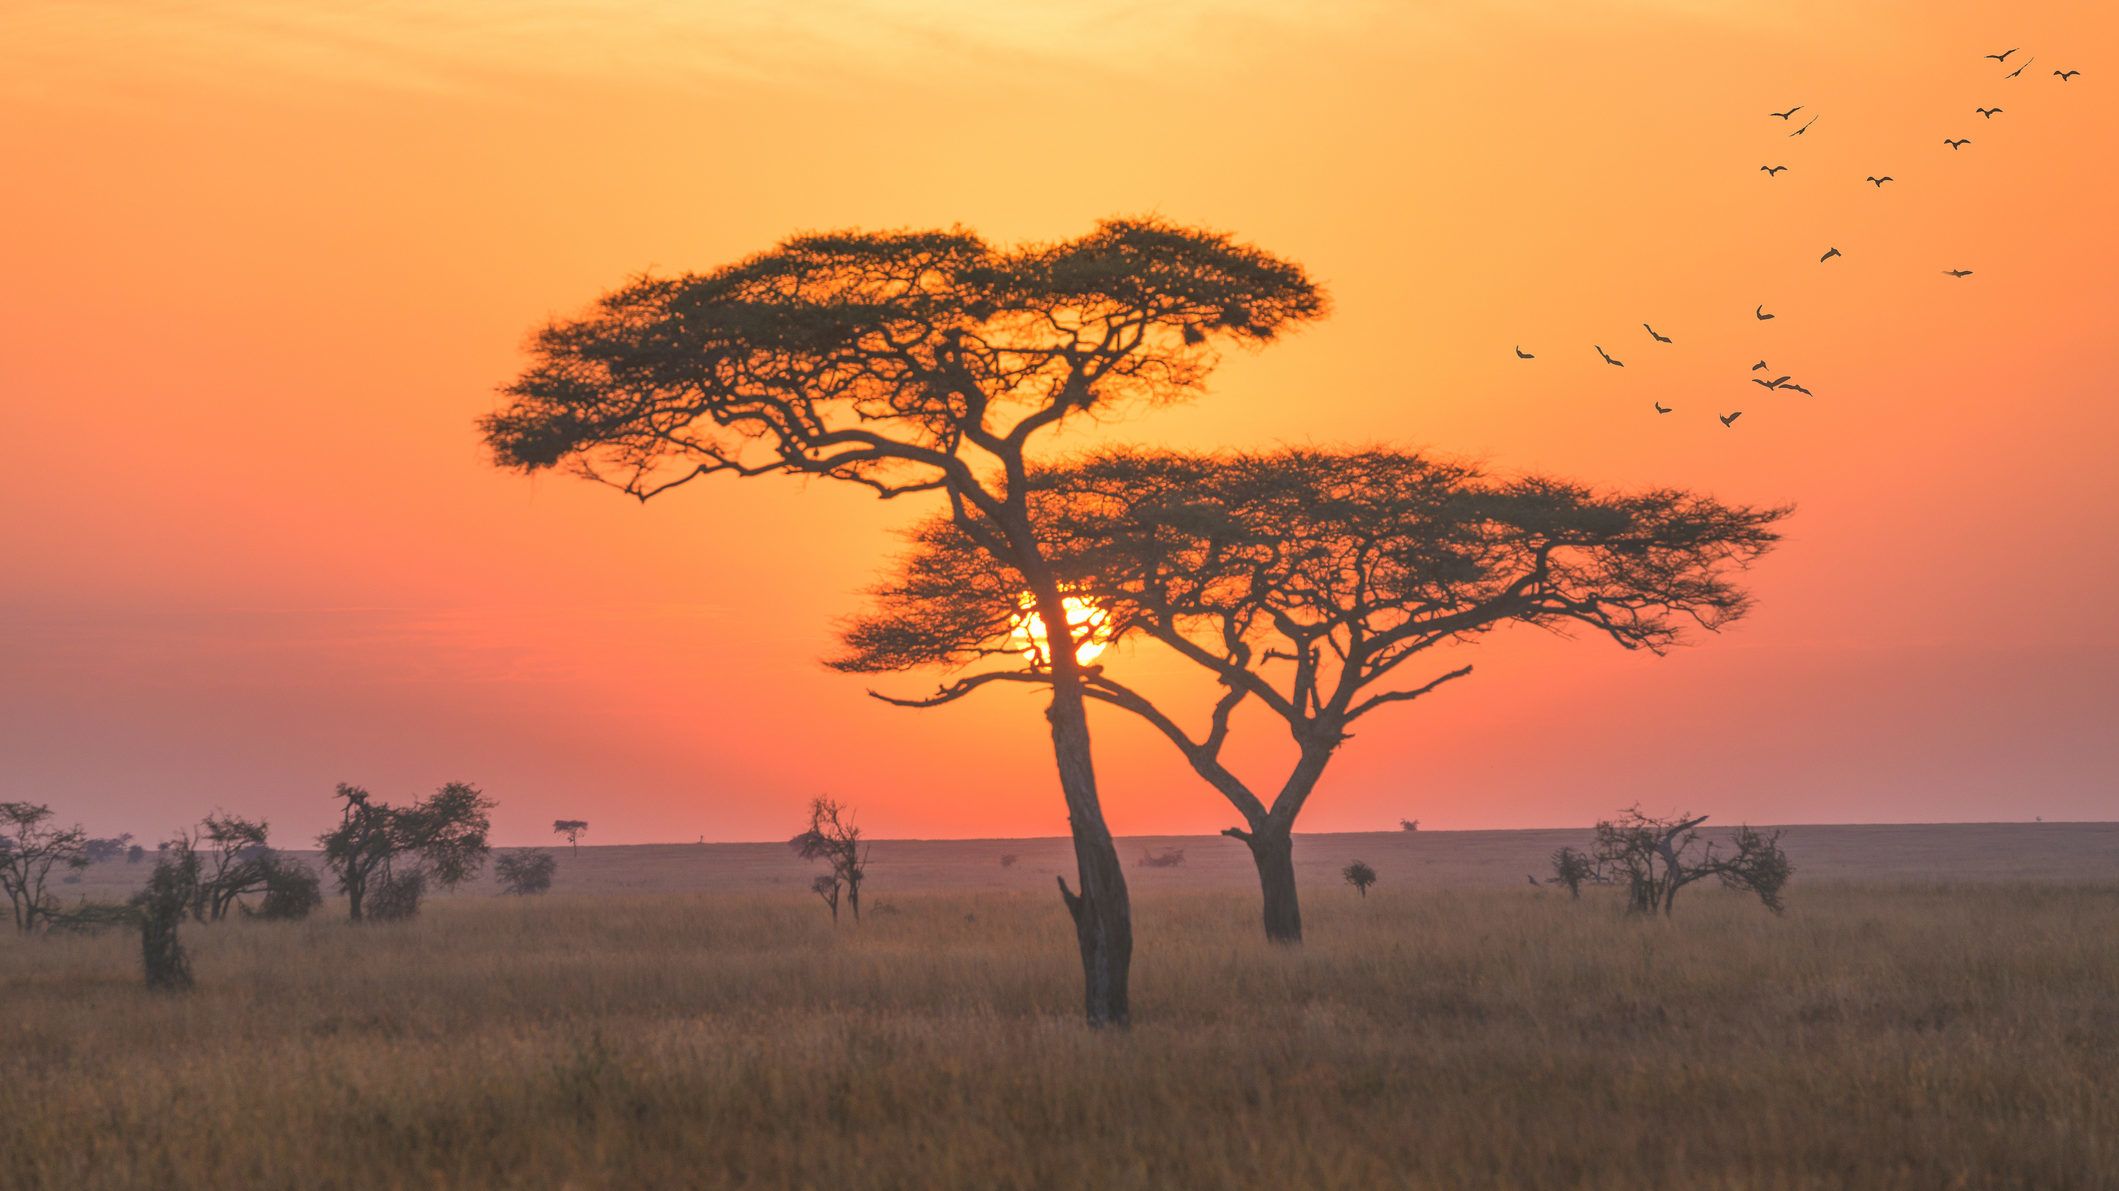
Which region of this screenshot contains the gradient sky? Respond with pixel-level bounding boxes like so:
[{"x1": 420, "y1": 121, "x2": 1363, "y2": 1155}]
[{"x1": 3, "y1": 0, "x2": 2113, "y2": 845}]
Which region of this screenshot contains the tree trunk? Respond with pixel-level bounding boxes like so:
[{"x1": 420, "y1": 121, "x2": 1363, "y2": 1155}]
[
  {"x1": 1241, "y1": 826, "x2": 1303, "y2": 944},
  {"x1": 1047, "y1": 680, "x2": 1132, "y2": 1029},
  {"x1": 346, "y1": 875, "x2": 365, "y2": 922}
]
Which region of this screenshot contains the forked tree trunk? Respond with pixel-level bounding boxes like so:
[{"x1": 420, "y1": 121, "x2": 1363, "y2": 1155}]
[
  {"x1": 1241, "y1": 826, "x2": 1303, "y2": 944},
  {"x1": 1047, "y1": 681, "x2": 1132, "y2": 1028}
]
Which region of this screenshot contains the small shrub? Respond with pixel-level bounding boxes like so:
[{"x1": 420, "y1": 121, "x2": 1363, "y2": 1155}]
[
  {"x1": 1550, "y1": 847, "x2": 1596, "y2": 899},
  {"x1": 495, "y1": 850, "x2": 558, "y2": 895},
  {"x1": 365, "y1": 870, "x2": 426, "y2": 922},
  {"x1": 134, "y1": 857, "x2": 194, "y2": 992},
  {"x1": 254, "y1": 858, "x2": 323, "y2": 920},
  {"x1": 1342, "y1": 860, "x2": 1378, "y2": 897},
  {"x1": 999, "y1": 854, "x2": 1018, "y2": 868}
]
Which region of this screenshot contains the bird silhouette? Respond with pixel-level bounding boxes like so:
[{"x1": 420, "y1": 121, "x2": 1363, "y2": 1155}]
[
  {"x1": 2005, "y1": 57, "x2": 2034, "y2": 79},
  {"x1": 1978, "y1": 107, "x2": 2004, "y2": 117},
  {"x1": 1654, "y1": 401, "x2": 1672, "y2": 414},
  {"x1": 1945, "y1": 138, "x2": 1971, "y2": 149},
  {"x1": 1527, "y1": 874, "x2": 1540, "y2": 886},
  {"x1": 1761, "y1": 164, "x2": 1789, "y2": 175},
  {"x1": 1866, "y1": 176, "x2": 1895, "y2": 187},
  {"x1": 1720, "y1": 411, "x2": 1743, "y2": 427},
  {"x1": 1596, "y1": 345, "x2": 1624, "y2": 367},
  {"x1": 1751, "y1": 360, "x2": 1770, "y2": 371},
  {"x1": 1756, "y1": 305, "x2": 1775, "y2": 320},
  {"x1": 1644, "y1": 323, "x2": 1672, "y2": 343},
  {"x1": 1784, "y1": 383, "x2": 1814, "y2": 396},
  {"x1": 2055, "y1": 69, "x2": 2080, "y2": 81},
  {"x1": 1514, "y1": 346, "x2": 1535, "y2": 359},
  {"x1": 1752, "y1": 375, "x2": 1792, "y2": 389},
  {"x1": 1820, "y1": 247, "x2": 1841, "y2": 262},
  {"x1": 1944, "y1": 269, "x2": 1974, "y2": 278},
  {"x1": 1790, "y1": 115, "x2": 1819, "y2": 136},
  {"x1": 1985, "y1": 48, "x2": 2018, "y2": 63},
  {"x1": 1770, "y1": 105, "x2": 1804, "y2": 119}
]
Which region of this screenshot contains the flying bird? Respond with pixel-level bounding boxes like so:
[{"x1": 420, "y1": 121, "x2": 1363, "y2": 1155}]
[
  {"x1": 1751, "y1": 361, "x2": 1769, "y2": 371},
  {"x1": 1654, "y1": 401, "x2": 1672, "y2": 414},
  {"x1": 2005, "y1": 57, "x2": 2034, "y2": 79},
  {"x1": 1984, "y1": 48, "x2": 2018, "y2": 63},
  {"x1": 1761, "y1": 164, "x2": 1789, "y2": 175},
  {"x1": 2055, "y1": 69, "x2": 2080, "y2": 81},
  {"x1": 1596, "y1": 345, "x2": 1624, "y2": 367},
  {"x1": 1756, "y1": 305, "x2": 1775, "y2": 320},
  {"x1": 1770, "y1": 105, "x2": 1804, "y2": 119},
  {"x1": 1820, "y1": 247, "x2": 1841, "y2": 262},
  {"x1": 1753, "y1": 375, "x2": 1792, "y2": 389},
  {"x1": 1644, "y1": 323, "x2": 1672, "y2": 343},
  {"x1": 1790, "y1": 115, "x2": 1819, "y2": 136},
  {"x1": 1514, "y1": 346, "x2": 1534, "y2": 359},
  {"x1": 1784, "y1": 383, "x2": 1814, "y2": 396},
  {"x1": 1945, "y1": 138, "x2": 1971, "y2": 149},
  {"x1": 1866, "y1": 176, "x2": 1895, "y2": 187},
  {"x1": 1720, "y1": 411, "x2": 1743, "y2": 427},
  {"x1": 1978, "y1": 107, "x2": 2004, "y2": 117},
  {"x1": 1944, "y1": 269, "x2": 1974, "y2": 278}
]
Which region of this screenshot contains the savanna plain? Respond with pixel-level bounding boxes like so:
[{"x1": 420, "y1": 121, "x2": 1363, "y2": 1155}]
[{"x1": 4, "y1": 824, "x2": 2115, "y2": 1190}]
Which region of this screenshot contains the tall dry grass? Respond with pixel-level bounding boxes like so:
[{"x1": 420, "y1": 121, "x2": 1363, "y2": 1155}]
[{"x1": 2, "y1": 882, "x2": 2114, "y2": 1188}]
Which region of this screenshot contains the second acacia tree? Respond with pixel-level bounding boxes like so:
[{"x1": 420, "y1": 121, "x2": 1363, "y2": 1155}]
[{"x1": 837, "y1": 448, "x2": 1786, "y2": 943}]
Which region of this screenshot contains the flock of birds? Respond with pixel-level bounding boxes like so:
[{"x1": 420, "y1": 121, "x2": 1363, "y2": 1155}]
[{"x1": 1512, "y1": 46, "x2": 2082, "y2": 428}]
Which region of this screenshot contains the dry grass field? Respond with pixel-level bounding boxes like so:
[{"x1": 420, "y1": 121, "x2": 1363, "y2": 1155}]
[{"x1": 5, "y1": 826, "x2": 2116, "y2": 1189}]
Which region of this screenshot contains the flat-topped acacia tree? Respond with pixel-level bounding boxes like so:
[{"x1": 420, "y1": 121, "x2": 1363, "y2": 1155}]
[
  {"x1": 480, "y1": 221, "x2": 1324, "y2": 1026},
  {"x1": 835, "y1": 448, "x2": 1787, "y2": 943}
]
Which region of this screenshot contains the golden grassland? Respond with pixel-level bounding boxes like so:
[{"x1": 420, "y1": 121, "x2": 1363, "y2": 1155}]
[{"x1": 4, "y1": 868, "x2": 2116, "y2": 1189}]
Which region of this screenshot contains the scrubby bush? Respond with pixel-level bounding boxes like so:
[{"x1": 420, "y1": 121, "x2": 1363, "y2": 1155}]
[
  {"x1": 496, "y1": 850, "x2": 557, "y2": 895},
  {"x1": 365, "y1": 870, "x2": 427, "y2": 922},
  {"x1": 254, "y1": 857, "x2": 323, "y2": 920},
  {"x1": 1550, "y1": 847, "x2": 1597, "y2": 898},
  {"x1": 134, "y1": 856, "x2": 194, "y2": 992},
  {"x1": 1342, "y1": 861, "x2": 1378, "y2": 897}
]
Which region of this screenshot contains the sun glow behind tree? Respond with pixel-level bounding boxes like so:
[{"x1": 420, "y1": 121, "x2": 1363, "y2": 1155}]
[{"x1": 1012, "y1": 594, "x2": 1110, "y2": 667}]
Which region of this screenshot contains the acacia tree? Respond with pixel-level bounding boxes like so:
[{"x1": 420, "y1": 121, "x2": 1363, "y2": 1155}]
[
  {"x1": 1593, "y1": 807, "x2": 1792, "y2": 916},
  {"x1": 837, "y1": 448, "x2": 1786, "y2": 943},
  {"x1": 0, "y1": 802, "x2": 89, "y2": 933},
  {"x1": 480, "y1": 219, "x2": 1323, "y2": 1026},
  {"x1": 552, "y1": 820, "x2": 588, "y2": 853},
  {"x1": 318, "y1": 782, "x2": 495, "y2": 921},
  {"x1": 789, "y1": 797, "x2": 868, "y2": 922},
  {"x1": 1342, "y1": 861, "x2": 1378, "y2": 898}
]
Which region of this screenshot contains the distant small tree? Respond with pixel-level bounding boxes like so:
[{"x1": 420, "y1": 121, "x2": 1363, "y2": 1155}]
[
  {"x1": 1593, "y1": 806, "x2": 1792, "y2": 916},
  {"x1": 789, "y1": 797, "x2": 867, "y2": 922},
  {"x1": 810, "y1": 873, "x2": 843, "y2": 922},
  {"x1": 84, "y1": 833, "x2": 135, "y2": 864},
  {"x1": 318, "y1": 782, "x2": 495, "y2": 921},
  {"x1": 1342, "y1": 860, "x2": 1378, "y2": 897},
  {"x1": 552, "y1": 820, "x2": 588, "y2": 854},
  {"x1": 190, "y1": 813, "x2": 272, "y2": 921},
  {"x1": 999, "y1": 854, "x2": 1019, "y2": 869},
  {"x1": 1550, "y1": 847, "x2": 1596, "y2": 899},
  {"x1": 0, "y1": 802, "x2": 89, "y2": 933},
  {"x1": 126, "y1": 844, "x2": 146, "y2": 865},
  {"x1": 1400, "y1": 819, "x2": 1420, "y2": 833},
  {"x1": 495, "y1": 850, "x2": 558, "y2": 895},
  {"x1": 134, "y1": 852, "x2": 196, "y2": 992},
  {"x1": 253, "y1": 859, "x2": 323, "y2": 920}
]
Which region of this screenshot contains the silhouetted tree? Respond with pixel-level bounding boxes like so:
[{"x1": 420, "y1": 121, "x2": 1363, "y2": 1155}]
[
  {"x1": 1550, "y1": 847, "x2": 1597, "y2": 899},
  {"x1": 1592, "y1": 806, "x2": 1792, "y2": 916},
  {"x1": 0, "y1": 802, "x2": 89, "y2": 933},
  {"x1": 789, "y1": 797, "x2": 867, "y2": 922},
  {"x1": 496, "y1": 850, "x2": 558, "y2": 895},
  {"x1": 810, "y1": 873, "x2": 843, "y2": 923},
  {"x1": 1342, "y1": 860, "x2": 1378, "y2": 897},
  {"x1": 1400, "y1": 819, "x2": 1420, "y2": 833},
  {"x1": 134, "y1": 853, "x2": 195, "y2": 992},
  {"x1": 83, "y1": 833, "x2": 135, "y2": 864},
  {"x1": 481, "y1": 219, "x2": 1323, "y2": 1026},
  {"x1": 317, "y1": 782, "x2": 494, "y2": 921},
  {"x1": 182, "y1": 812, "x2": 273, "y2": 921},
  {"x1": 838, "y1": 449, "x2": 1786, "y2": 944},
  {"x1": 253, "y1": 859, "x2": 323, "y2": 920},
  {"x1": 552, "y1": 820, "x2": 588, "y2": 854},
  {"x1": 126, "y1": 844, "x2": 146, "y2": 865}
]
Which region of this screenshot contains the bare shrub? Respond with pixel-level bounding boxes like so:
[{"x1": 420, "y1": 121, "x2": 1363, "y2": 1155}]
[
  {"x1": 1342, "y1": 861, "x2": 1377, "y2": 897},
  {"x1": 789, "y1": 798, "x2": 867, "y2": 922},
  {"x1": 496, "y1": 850, "x2": 558, "y2": 895},
  {"x1": 1593, "y1": 806, "x2": 1793, "y2": 916},
  {"x1": 1137, "y1": 847, "x2": 1186, "y2": 869},
  {"x1": 365, "y1": 870, "x2": 427, "y2": 922},
  {"x1": 810, "y1": 873, "x2": 843, "y2": 922}
]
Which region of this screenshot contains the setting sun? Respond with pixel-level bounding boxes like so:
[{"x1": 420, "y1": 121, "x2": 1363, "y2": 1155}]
[{"x1": 1011, "y1": 594, "x2": 1111, "y2": 667}]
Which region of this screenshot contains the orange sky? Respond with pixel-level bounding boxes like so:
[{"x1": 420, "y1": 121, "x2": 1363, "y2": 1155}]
[{"x1": 3, "y1": 1, "x2": 2114, "y2": 845}]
